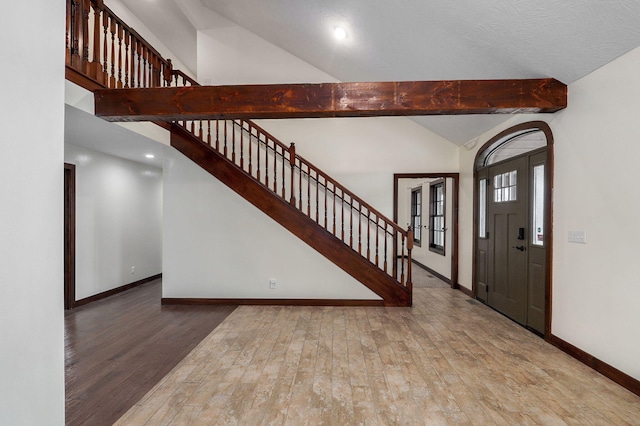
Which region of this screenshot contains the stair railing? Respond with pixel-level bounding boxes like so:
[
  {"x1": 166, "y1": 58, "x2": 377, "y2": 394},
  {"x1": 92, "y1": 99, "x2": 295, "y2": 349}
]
[
  {"x1": 65, "y1": 2, "x2": 413, "y2": 290},
  {"x1": 171, "y1": 73, "x2": 413, "y2": 288}
]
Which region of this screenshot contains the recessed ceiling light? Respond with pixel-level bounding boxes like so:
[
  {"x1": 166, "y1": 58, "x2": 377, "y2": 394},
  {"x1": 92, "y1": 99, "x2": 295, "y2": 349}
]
[
  {"x1": 334, "y1": 26, "x2": 348, "y2": 41},
  {"x1": 145, "y1": 154, "x2": 155, "y2": 159}
]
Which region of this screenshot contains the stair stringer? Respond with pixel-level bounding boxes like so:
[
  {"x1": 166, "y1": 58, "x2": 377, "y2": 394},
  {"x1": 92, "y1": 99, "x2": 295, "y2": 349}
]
[{"x1": 170, "y1": 124, "x2": 411, "y2": 307}]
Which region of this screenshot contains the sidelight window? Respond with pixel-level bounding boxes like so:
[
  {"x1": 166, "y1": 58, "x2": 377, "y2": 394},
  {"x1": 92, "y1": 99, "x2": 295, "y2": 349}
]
[
  {"x1": 479, "y1": 178, "x2": 487, "y2": 238},
  {"x1": 532, "y1": 164, "x2": 545, "y2": 246}
]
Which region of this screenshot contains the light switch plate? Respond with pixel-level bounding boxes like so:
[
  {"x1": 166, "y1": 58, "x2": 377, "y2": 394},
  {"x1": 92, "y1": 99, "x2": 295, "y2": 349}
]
[{"x1": 568, "y1": 230, "x2": 587, "y2": 244}]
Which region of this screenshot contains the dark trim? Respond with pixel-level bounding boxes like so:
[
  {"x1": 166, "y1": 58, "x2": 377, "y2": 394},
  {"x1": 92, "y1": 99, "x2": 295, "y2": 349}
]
[
  {"x1": 411, "y1": 259, "x2": 451, "y2": 285},
  {"x1": 393, "y1": 173, "x2": 459, "y2": 290},
  {"x1": 64, "y1": 163, "x2": 76, "y2": 310},
  {"x1": 162, "y1": 298, "x2": 384, "y2": 307},
  {"x1": 454, "y1": 284, "x2": 474, "y2": 298},
  {"x1": 549, "y1": 334, "x2": 640, "y2": 397},
  {"x1": 472, "y1": 121, "x2": 554, "y2": 339},
  {"x1": 74, "y1": 274, "x2": 162, "y2": 308}
]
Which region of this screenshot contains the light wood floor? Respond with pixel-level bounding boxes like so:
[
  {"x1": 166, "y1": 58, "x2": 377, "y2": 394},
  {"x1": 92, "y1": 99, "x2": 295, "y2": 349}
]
[{"x1": 115, "y1": 283, "x2": 640, "y2": 425}]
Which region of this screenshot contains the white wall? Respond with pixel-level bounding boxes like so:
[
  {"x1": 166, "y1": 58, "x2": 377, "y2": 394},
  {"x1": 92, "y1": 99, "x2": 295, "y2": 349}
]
[
  {"x1": 107, "y1": 0, "x2": 195, "y2": 78},
  {"x1": 457, "y1": 46, "x2": 640, "y2": 380},
  {"x1": 197, "y1": 19, "x2": 337, "y2": 85},
  {"x1": 550, "y1": 46, "x2": 640, "y2": 380},
  {"x1": 162, "y1": 148, "x2": 379, "y2": 300},
  {"x1": 0, "y1": 0, "x2": 65, "y2": 424},
  {"x1": 65, "y1": 144, "x2": 163, "y2": 300},
  {"x1": 397, "y1": 178, "x2": 454, "y2": 279}
]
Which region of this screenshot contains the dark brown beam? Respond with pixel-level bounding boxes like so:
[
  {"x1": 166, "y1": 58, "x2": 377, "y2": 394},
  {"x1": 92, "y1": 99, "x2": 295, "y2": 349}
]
[{"x1": 94, "y1": 78, "x2": 567, "y2": 122}]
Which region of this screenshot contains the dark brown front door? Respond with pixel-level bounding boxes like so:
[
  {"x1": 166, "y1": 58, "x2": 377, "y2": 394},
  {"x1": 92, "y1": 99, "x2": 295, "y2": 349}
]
[{"x1": 487, "y1": 156, "x2": 528, "y2": 324}]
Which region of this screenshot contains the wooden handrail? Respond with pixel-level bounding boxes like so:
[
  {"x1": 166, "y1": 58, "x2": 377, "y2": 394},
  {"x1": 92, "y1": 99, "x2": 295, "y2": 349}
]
[
  {"x1": 234, "y1": 119, "x2": 406, "y2": 236},
  {"x1": 171, "y1": 69, "x2": 199, "y2": 87}
]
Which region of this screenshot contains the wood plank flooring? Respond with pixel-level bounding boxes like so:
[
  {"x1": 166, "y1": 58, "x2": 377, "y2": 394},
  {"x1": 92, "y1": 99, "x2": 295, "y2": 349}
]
[
  {"x1": 64, "y1": 279, "x2": 236, "y2": 426},
  {"x1": 114, "y1": 283, "x2": 640, "y2": 425}
]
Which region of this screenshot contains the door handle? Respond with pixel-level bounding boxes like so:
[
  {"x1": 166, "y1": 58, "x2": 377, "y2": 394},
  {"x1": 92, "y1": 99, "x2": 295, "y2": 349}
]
[{"x1": 512, "y1": 245, "x2": 526, "y2": 252}]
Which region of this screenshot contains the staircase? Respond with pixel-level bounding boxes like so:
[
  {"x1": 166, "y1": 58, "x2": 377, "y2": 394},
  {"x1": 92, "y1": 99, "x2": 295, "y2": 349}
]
[{"x1": 64, "y1": 0, "x2": 413, "y2": 306}]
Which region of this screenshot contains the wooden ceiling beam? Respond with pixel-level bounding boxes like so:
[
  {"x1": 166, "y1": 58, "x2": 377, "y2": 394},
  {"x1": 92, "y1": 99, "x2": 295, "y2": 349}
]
[{"x1": 94, "y1": 78, "x2": 567, "y2": 122}]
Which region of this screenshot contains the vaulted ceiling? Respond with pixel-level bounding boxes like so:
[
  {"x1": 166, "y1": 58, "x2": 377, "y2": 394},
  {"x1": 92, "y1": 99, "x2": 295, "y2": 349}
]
[{"x1": 118, "y1": 0, "x2": 640, "y2": 144}]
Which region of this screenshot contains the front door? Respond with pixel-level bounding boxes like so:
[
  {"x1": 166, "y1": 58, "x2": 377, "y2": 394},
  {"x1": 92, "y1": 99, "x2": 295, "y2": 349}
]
[
  {"x1": 476, "y1": 149, "x2": 547, "y2": 334},
  {"x1": 487, "y1": 156, "x2": 528, "y2": 324}
]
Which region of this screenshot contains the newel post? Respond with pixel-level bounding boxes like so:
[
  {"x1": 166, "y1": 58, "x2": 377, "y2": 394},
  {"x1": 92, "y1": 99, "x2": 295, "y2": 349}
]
[
  {"x1": 163, "y1": 58, "x2": 173, "y2": 87},
  {"x1": 289, "y1": 143, "x2": 296, "y2": 206},
  {"x1": 406, "y1": 226, "x2": 414, "y2": 298}
]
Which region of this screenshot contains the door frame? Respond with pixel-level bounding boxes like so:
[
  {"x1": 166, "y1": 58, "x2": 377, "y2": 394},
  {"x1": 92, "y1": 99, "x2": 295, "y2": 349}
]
[
  {"x1": 393, "y1": 172, "x2": 459, "y2": 291},
  {"x1": 472, "y1": 121, "x2": 554, "y2": 338},
  {"x1": 64, "y1": 163, "x2": 76, "y2": 310}
]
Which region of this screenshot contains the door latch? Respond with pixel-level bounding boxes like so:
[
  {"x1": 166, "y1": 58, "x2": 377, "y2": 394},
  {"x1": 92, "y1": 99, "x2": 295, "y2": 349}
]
[{"x1": 512, "y1": 245, "x2": 526, "y2": 252}]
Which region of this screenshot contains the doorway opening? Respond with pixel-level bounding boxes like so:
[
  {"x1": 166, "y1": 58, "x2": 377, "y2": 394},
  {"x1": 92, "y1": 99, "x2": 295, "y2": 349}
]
[
  {"x1": 473, "y1": 121, "x2": 553, "y2": 336},
  {"x1": 394, "y1": 173, "x2": 459, "y2": 290},
  {"x1": 64, "y1": 163, "x2": 76, "y2": 310}
]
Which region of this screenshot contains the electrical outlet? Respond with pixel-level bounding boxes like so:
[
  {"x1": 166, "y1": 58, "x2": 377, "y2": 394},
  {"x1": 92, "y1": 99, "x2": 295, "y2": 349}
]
[
  {"x1": 131, "y1": 266, "x2": 135, "y2": 274},
  {"x1": 568, "y1": 230, "x2": 587, "y2": 244},
  {"x1": 269, "y1": 279, "x2": 276, "y2": 289}
]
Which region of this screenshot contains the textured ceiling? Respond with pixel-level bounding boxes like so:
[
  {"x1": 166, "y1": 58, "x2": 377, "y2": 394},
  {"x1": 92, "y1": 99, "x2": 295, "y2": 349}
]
[{"x1": 118, "y1": 0, "x2": 640, "y2": 144}]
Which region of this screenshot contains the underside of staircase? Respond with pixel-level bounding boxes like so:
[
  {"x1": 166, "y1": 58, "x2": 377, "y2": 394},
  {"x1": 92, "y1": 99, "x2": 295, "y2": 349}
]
[{"x1": 171, "y1": 124, "x2": 411, "y2": 307}]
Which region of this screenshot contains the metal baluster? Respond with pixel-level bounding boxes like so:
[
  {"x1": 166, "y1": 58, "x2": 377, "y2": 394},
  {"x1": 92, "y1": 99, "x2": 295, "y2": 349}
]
[
  {"x1": 215, "y1": 120, "x2": 220, "y2": 151},
  {"x1": 231, "y1": 121, "x2": 236, "y2": 163},
  {"x1": 281, "y1": 146, "x2": 286, "y2": 198},
  {"x1": 367, "y1": 210, "x2": 371, "y2": 261},
  {"x1": 256, "y1": 130, "x2": 261, "y2": 182},
  {"x1": 315, "y1": 172, "x2": 319, "y2": 223},
  {"x1": 340, "y1": 190, "x2": 345, "y2": 242},
  {"x1": 306, "y1": 165, "x2": 311, "y2": 216},
  {"x1": 332, "y1": 184, "x2": 337, "y2": 235},
  {"x1": 400, "y1": 234, "x2": 406, "y2": 285},
  {"x1": 384, "y1": 225, "x2": 388, "y2": 273},
  {"x1": 264, "y1": 134, "x2": 269, "y2": 188},
  {"x1": 358, "y1": 203, "x2": 362, "y2": 254},
  {"x1": 375, "y1": 217, "x2": 379, "y2": 267},
  {"x1": 349, "y1": 197, "x2": 354, "y2": 248},
  {"x1": 247, "y1": 122, "x2": 252, "y2": 175},
  {"x1": 239, "y1": 121, "x2": 244, "y2": 169},
  {"x1": 223, "y1": 120, "x2": 228, "y2": 157},
  {"x1": 273, "y1": 141, "x2": 277, "y2": 192}
]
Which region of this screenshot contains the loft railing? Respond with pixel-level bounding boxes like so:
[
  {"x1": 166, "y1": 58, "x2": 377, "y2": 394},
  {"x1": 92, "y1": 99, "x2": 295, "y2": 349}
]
[
  {"x1": 65, "y1": 1, "x2": 413, "y2": 290},
  {"x1": 181, "y1": 117, "x2": 414, "y2": 287},
  {"x1": 66, "y1": 0, "x2": 173, "y2": 88}
]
